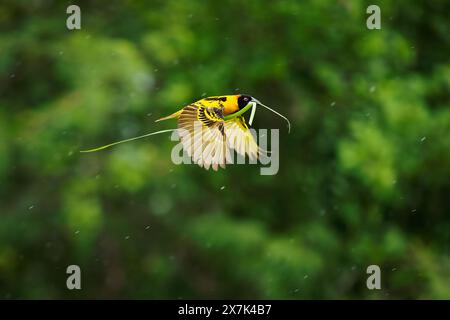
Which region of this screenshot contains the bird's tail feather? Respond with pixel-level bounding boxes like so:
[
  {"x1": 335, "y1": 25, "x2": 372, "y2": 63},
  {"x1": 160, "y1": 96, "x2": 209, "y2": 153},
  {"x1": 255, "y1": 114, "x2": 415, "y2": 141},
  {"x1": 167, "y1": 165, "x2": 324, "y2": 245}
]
[{"x1": 155, "y1": 109, "x2": 183, "y2": 122}]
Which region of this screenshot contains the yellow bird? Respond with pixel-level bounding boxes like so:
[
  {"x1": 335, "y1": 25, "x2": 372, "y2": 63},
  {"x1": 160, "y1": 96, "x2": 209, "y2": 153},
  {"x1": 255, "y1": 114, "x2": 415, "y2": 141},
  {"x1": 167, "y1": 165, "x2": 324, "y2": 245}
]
[{"x1": 81, "y1": 94, "x2": 290, "y2": 171}]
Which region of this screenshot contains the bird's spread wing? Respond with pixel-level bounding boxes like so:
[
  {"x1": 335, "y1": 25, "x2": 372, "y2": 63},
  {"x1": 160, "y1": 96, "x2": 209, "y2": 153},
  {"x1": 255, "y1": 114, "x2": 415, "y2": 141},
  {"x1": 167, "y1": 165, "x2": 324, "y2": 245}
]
[
  {"x1": 177, "y1": 102, "x2": 231, "y2": 171},
  {"x1": 177, "y1": 103, "x2": 263, "y2": 170},
  {"x1": 224, "y1": 116, "x2": 260, "y2": 162}
]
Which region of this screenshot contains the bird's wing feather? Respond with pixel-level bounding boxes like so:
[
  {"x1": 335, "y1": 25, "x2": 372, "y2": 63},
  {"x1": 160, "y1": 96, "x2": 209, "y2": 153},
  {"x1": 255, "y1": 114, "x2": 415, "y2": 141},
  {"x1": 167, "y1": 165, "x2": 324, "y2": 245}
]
[
  {"x1": 177, "y1": 102, "x2": 227, "y2": 170},
  {"x1": 224, "y1": 116, "x2": 261, "y2": 161}
]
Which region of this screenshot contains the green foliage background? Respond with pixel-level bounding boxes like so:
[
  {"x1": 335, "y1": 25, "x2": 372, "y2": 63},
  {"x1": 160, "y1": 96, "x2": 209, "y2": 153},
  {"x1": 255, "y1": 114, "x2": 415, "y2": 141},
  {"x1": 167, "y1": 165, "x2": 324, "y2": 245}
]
[{"x1": 0, "y1": 0, "x2": 449, "y2": 299}]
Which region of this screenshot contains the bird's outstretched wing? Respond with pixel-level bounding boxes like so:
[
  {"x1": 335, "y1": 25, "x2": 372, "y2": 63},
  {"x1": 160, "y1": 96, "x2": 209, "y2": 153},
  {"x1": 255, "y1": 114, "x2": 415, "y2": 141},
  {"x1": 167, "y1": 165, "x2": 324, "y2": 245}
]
[
  {"x1": 177, "y1": 102, "x2": 231, "y2": 171},
  {"x1": 178, "y1": 104, "x2": 263, "y2": 170},
  {"x1": 224, "y1": 116, "x2": 261, "y2": 162}
]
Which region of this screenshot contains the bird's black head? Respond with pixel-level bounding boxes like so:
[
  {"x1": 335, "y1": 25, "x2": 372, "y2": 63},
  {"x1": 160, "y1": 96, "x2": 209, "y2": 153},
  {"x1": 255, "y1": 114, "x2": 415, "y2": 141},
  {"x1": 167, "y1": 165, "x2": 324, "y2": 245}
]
[{"x1": 237, "y1": 94, "x2": 253, "y2": 109}]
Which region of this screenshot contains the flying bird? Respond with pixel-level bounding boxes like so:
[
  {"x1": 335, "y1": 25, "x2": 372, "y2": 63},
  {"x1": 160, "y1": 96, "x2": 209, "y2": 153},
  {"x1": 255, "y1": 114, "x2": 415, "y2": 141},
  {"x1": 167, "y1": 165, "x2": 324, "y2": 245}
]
[{"x1": 81, "y1": 94, "x2": 290, "y2": 171}]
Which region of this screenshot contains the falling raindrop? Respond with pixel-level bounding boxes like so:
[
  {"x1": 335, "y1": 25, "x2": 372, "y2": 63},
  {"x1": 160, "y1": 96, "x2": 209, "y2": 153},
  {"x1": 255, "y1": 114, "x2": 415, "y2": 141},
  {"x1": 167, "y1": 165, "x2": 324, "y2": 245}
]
[{"x1": 220, "y1": 186, "x2": 226, "y2": 190}]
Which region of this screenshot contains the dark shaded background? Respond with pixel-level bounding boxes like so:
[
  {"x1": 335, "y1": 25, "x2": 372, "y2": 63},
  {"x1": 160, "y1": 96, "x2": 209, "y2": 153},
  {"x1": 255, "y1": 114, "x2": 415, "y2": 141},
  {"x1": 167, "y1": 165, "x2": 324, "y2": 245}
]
[{"x1": 0, "y1": 0, "x2": 449, "y2": 299}]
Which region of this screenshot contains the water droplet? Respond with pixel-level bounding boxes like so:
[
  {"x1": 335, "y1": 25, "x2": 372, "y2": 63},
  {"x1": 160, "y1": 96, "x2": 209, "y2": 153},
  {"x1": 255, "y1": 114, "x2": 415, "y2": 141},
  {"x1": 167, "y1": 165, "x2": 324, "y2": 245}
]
[
  {"x1": 330, "y1": 101, "x2": 336, "y2": 107},
  {"x1": 75, "y1": 230, "x2": 80, "y2": 235},
  {"x1": 28, "y1": 205, "x2": 34, "y2": 210},
  {"x1": 420, "y1": 136, "x2": 426, "y2": 143},
  {"x1": 369, "y1": 85, "x2": 376, "y2": 93},
  {"x1": 125, "y1": 235, "x2": 130, "y2": 240},
  {"x1": 220, "y1": 186, "x2": 226, "y2": 190},
  {"x1": 145, "y1": 226, "x2": 150, "y2": 230},
  {"x1": 303, "y1": 275, "x2": 309, "y2": 279}
]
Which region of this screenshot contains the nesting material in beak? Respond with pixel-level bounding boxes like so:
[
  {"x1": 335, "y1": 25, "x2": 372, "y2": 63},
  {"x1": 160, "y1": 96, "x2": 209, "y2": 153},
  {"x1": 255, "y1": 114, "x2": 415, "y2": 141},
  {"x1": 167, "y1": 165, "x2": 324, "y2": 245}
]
[
  {"x1": 252, "y1": 98, "x2": 291, "y2": 133},
  {"x1": 248, "y1": 102, "x2": 257, "y2": 126}
]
